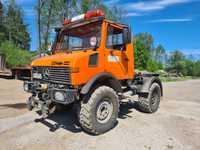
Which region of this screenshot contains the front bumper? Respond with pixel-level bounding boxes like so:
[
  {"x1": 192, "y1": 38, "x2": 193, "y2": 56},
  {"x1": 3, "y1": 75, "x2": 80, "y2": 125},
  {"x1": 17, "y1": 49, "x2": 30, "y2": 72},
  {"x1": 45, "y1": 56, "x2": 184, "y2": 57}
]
[{"x1": 24, "y1": 81, "x2": 77, "y2": 105}]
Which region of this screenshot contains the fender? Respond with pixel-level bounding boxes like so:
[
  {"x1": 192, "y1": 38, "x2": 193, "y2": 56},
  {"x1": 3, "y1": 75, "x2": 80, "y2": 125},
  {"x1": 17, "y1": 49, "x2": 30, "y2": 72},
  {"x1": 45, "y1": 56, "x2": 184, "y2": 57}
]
[
  {"x1": 137, "y1": 76, "x2": 163, "y2": 96},
  {"x1": 80, "y1": 72, "x2": 122, "y2": 94}
]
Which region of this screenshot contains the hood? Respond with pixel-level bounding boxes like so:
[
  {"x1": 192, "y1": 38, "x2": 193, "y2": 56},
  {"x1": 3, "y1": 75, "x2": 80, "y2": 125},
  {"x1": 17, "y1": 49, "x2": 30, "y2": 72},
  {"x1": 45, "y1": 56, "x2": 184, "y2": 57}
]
[{"x1": 31, "y1": 51, "x2": 91, "y2": 67}]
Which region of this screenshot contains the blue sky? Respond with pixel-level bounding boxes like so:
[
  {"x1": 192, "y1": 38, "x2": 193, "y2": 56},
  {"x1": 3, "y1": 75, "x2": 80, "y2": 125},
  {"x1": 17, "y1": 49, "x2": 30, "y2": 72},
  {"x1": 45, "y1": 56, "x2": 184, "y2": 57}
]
[{"x1": 3, "y1": 0, "x2": 200, "y2": 56}]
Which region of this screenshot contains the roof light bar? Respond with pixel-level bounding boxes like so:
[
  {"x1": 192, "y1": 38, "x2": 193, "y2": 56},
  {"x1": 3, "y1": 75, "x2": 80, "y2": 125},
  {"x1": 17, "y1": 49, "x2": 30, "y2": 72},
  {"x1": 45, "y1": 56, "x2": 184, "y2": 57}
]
[
  {"x1": 85, "y1": 9, "x2": 105, "y2": 19},
  {"x1": 71, "y1": 14, "x2": 85, "y2": 22},
  {"x1": 63, "y1": 19, "x2": 71, "y2": 25},
  {"x1": 63, "y1": 9, "x2": 105, "y2": 26}
]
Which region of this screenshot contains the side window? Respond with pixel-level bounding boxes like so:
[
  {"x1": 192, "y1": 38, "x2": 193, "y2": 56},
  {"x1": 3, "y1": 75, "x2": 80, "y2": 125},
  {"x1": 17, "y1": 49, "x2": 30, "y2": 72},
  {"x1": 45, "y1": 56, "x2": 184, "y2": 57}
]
[{"x1": 106, "y1": 25, "x2": 124, "y2": 50}]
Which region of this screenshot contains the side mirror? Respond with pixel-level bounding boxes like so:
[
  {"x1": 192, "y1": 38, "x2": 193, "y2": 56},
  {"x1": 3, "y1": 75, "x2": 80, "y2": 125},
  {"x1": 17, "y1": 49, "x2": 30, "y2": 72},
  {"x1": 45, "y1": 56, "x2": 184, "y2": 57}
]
[
  {"x1": 90, "y1": 36, "x2": 97, "y2": 47},
  {"x1": 90, "y1": 36, "x2": 99, "y2": 51},
  {"x1": 123, "y1": 28, "x2": 131, "y2": 44}
]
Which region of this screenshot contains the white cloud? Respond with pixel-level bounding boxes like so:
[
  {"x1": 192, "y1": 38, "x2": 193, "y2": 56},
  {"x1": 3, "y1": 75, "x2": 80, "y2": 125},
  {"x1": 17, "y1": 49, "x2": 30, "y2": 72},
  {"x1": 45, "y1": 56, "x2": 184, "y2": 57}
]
[
  {"x1": 147, "y1": 18, "x2": 192, "y2": 23},
  {"x1": 125, "y1": 0, "x2": 194, "y2": 12}
]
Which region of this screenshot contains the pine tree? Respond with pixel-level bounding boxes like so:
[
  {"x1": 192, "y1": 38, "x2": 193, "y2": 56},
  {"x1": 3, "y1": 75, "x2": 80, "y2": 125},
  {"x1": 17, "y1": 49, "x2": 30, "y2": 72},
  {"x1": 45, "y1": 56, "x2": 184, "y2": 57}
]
[
  {"x1": 0, "y1": 1, "x2": 3, "y2": 24},
  {"x1": 5, "y1": 0, "x2": 30, "y2": 50},
  {"x1": 0, "y1": 0, "x2": 6, "y2": 43}
]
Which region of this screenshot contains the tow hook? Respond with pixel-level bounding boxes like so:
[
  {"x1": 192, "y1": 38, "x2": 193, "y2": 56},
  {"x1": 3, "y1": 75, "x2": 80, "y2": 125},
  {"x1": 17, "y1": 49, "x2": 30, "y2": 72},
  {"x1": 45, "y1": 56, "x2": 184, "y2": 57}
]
[
  {"x1": 27, "y1": 96, "x2": 56, "y2": 118},
  {"x1": 26, "y1": 96, "x2": 34, "y2": 111},
  {"x1": 41, "y1": 102, "x2": 57, "y2": 118},
  {"x1": 41, "y1": 103, "x2": 49, "y2": 118}
]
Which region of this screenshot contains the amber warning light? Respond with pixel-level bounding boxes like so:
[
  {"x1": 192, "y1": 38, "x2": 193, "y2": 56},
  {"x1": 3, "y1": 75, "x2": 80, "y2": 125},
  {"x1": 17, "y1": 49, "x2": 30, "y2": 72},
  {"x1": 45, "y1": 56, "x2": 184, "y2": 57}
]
[{"x1": 63, "y1": 9, "x2": 105, "y2": 25}]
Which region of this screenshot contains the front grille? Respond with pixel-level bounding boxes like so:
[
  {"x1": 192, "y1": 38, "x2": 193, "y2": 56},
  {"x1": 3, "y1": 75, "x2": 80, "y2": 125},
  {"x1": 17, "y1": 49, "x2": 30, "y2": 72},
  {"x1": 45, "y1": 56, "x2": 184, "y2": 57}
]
[
  {"x1": 32, "y1": 67, "x2": 71, "y2": 85},
  {"x1": 48, "y1": 67, "x2": 71, "y2": 85}
]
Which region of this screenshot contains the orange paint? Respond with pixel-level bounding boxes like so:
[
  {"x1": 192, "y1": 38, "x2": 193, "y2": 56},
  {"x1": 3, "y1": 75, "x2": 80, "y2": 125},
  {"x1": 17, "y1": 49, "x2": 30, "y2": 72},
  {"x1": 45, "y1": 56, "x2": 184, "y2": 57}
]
[{"x1": 31, "y1": 18, "x2": 135, "y2": 86}]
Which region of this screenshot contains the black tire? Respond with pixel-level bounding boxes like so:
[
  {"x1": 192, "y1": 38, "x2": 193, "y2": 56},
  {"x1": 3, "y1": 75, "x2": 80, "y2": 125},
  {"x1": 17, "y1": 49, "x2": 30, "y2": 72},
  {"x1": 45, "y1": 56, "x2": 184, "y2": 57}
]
[
  {"x1": 138, "y1": 83, "x2": 161, "y2": 113},
  {"x1": 78, "y1": 86, "x2": 119, "y2": 135}
]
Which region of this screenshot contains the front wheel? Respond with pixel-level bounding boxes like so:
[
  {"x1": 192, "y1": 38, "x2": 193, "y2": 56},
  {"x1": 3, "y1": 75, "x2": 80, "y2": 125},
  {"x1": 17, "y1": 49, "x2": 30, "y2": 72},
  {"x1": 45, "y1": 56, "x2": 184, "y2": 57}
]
[
  {"x1": 78, "y1": 86, "x2": 119, "y2": 135},
  {"x1": 138, "y1": 83, "x2": 161, "y2": 113}
]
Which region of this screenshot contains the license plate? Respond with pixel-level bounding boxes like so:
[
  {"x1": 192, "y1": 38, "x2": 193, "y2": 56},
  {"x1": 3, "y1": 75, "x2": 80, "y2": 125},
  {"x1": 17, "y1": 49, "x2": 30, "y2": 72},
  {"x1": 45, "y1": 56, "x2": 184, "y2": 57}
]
[{"x1": 32, "y1": 73, "x2": 42, "y2": 79}]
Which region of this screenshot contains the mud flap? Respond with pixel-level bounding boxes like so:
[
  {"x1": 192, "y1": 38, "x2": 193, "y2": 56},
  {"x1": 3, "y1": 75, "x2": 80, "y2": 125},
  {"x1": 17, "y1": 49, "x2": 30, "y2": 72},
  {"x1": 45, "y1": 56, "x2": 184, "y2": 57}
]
[{"x1": 136, "y1": 76, "x2": 163, "y2": 97}]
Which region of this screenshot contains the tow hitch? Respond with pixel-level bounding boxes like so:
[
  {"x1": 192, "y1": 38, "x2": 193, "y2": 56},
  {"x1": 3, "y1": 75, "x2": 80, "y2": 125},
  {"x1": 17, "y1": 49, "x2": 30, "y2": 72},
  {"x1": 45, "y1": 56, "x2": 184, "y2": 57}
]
[
  {"x1": 27, "y1": 96, "x2": 56, "y2": 118},
  {"x1": 24, "y1": 81, "x2": 77, "y2": 118}
]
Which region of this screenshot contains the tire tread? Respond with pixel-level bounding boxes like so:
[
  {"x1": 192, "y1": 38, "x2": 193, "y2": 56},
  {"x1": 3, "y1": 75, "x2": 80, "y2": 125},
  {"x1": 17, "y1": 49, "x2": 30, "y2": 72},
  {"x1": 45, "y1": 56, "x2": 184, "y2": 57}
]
[
  {"x1": 79, "y1": 86, "x2": 118, "y2": 135},
  {"x1": 138, "y1": 83, "x2": 161, "y2": 113}
]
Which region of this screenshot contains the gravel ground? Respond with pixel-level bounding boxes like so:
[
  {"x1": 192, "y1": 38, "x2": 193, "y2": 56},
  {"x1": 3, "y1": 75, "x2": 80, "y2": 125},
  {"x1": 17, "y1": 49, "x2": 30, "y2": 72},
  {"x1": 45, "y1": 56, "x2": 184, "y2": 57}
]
[{"x1": 0, "y1": 78, "x2": 200, "y2": 150}]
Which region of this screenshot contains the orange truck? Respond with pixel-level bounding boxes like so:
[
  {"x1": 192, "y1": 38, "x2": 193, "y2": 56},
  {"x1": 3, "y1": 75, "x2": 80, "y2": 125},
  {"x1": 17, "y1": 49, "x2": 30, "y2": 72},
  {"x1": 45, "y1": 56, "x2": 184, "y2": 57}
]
[{"x1": 24, "y1": 9, "x2": 163, "y2": 135}]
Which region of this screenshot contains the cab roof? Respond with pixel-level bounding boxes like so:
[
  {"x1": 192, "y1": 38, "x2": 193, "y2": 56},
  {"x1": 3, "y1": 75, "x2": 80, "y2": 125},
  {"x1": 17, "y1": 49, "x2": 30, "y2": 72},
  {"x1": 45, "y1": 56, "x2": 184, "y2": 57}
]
[{"x1": 56, "y1": 17, "x2": 128, "y2": 32}]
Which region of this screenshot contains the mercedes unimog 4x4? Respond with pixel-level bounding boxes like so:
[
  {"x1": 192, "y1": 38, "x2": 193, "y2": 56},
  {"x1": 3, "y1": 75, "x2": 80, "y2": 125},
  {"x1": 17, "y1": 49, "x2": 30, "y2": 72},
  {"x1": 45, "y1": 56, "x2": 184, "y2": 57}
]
[{"x1": 24, "y1": 9, "x2": 163, "y2": 135}]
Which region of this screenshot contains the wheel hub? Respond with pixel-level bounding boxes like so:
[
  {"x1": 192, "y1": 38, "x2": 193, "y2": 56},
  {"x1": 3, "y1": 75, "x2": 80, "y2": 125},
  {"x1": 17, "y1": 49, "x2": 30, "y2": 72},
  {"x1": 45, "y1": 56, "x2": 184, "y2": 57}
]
[{"x1": 96, "y1": 100, "x2": 113, "y2": 124}]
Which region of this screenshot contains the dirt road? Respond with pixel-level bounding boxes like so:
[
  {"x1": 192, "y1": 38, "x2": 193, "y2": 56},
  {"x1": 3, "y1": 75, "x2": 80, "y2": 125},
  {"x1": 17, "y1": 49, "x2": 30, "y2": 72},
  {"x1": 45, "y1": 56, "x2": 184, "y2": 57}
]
[{"x1": 0, "y1": 78, "x2": 200, "y2": 150}]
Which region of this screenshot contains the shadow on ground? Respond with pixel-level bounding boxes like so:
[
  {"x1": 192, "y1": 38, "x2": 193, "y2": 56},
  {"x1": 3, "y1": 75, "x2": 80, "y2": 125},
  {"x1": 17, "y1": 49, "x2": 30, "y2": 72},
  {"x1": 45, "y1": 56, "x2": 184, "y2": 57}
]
[
  {"x1": 0, "y1": 75, "x2": 13, "y2": 79},
  {"x1": 0, "y1": 103, "x2": 27, "y2": 109},
  {"x1": 34, "y1": 107, "x2": 82, "y2": 133},
  {"x1": 119, "y1": 101, "x2": 140, "y2": 119},
  {"x1": 33, "y1": 101, "x2": 141, "y2": 134}
]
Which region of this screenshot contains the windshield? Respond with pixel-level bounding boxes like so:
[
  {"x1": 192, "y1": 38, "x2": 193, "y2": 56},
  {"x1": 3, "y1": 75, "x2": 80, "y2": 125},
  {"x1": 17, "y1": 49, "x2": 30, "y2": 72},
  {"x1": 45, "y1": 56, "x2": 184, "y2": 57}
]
[{"x1": 54, "y1": 21, "x2": 102, "y2": 51}]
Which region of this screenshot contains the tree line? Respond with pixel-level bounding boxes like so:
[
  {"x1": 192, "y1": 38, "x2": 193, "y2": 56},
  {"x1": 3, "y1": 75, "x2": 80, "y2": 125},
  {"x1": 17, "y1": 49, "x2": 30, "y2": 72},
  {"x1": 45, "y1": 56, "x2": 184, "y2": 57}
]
[
  {"x1": 0, "y1": 0, "x2": 33, "y2": 68},
  {"x1": 134, "y1": 32, "x2": 200, "y2": 77},
  {"x1": 0, "y1": 0, "x2": 30, "y2": 50},
  {"x1": 166, "y1": 50, "x2": 200, "y2": 77}
]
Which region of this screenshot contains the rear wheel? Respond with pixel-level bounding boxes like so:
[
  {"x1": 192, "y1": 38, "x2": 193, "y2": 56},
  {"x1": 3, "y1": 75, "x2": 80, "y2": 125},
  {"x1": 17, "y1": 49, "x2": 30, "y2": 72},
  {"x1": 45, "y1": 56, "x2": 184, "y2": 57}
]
[
  {"x1": 78, "y1": 86, "x2": 119, "y2": 135},
  {"x1": 138, "y1": 83, "x2": 161, "y2": 113}
]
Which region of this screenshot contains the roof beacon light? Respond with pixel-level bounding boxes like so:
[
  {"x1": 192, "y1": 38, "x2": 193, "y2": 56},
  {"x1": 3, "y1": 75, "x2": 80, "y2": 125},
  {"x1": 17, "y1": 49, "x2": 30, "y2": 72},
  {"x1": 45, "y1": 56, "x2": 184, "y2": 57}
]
[
  {"x1": 85, "y1": 9, "x2": 105, "y2": 20},
  {"x1": 63, "y1": 9, "x2": 105, "y2": 26},
  {"x1": 63, "y1": 19, "x2": 71, "y2": 25}
]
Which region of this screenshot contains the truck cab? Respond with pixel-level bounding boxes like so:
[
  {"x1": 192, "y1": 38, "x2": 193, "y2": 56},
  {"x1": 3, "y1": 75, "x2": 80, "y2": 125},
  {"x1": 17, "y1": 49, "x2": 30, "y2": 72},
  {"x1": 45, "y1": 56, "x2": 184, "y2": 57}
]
[
  {"x1": 24, "y1": 9, "x2": 162, "y2": 135},
  {"x1": 31, "y1": 10, "x2": 134, "y2": 86}
]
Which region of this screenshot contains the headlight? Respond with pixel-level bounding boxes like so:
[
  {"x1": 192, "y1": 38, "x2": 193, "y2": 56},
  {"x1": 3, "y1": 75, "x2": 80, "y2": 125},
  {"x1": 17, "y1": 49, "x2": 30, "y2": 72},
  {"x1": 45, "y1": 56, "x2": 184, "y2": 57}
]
[{"x1": 54, "y1": 91, "x2": 65, "y2": 102}]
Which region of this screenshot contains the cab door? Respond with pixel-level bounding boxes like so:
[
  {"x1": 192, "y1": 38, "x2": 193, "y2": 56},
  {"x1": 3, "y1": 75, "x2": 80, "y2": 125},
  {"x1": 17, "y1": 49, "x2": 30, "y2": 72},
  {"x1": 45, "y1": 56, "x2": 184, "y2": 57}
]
[{"x1": 104, "y1": 23, "x2": 129, "y2": 79}]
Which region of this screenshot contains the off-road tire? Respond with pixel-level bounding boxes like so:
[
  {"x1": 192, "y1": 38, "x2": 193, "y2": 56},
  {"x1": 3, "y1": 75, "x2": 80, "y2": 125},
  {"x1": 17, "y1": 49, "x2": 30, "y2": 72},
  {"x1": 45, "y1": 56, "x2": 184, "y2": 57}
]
[
  {"x1": 138, "y1": 83, "x2": 161, "y2": 113},
  {"x1": 78, "y1": 86, "x2": 119, "y2": 135}
]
